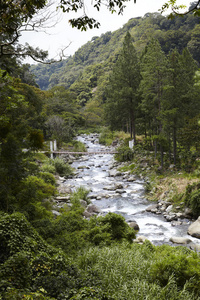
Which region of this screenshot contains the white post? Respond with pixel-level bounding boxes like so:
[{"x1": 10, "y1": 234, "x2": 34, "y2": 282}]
[
  {"x1": 54, "y1": 140, "x2": 57, "y2": 152},
  {"x1": 50, "y1": 141, "x2": 53, "y2": 159},
  {"x1": 129, "y1": 140, "x2": 134, "y2": 149}
]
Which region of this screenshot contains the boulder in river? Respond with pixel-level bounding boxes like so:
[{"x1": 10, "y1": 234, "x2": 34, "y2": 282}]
[
  {"x1": 86, "y1": 204, "x2": 101, "y2": 214},
  {"x1": 128, "y1": 221, "x2": 140, "y2": 231},
  {"x1": 134, "y1": 235, "x2": 148, "y2": 244},
  {"x1": 109, "y1": 169, "x2": 122, "y2": 177},
  {"x1": 188, "y1": 217, "x2": 200, "y2": 238},
  {"x1": 146, "y1": 204, "x2": 158, "y2": 213},
  {"x1": 169, "y1": 236, "x2": 192, "y2": 244}
]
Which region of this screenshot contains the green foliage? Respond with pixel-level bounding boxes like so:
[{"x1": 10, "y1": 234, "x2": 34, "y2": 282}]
[
  {"x1": 115, "y1": 145, "x2": 134, "y2": 162},
  {"x1": 184, "y1": 182, "x2": 200, "y2": 218},
  {"x1": 70, "y1": 286, "x2": 114, "y2": 299},
  {"x1": 71, "y1": 140, "x2": 87, "y2": 152},
  {"x1": 88, "y1": 213, "x2": 135, "y2": 246},
  {"x1": 0, "y1": 213, "x2": 81, "y2": 299},
  {"x1": 40, "y1": 158, "x2": 74, "y2": 178},
  {"x1": 16, "y1": 175, "x2": 55, "y2": 221},
  {"x1": 149, "y1": 245, "x2": 200, "y2": 295},
  {"x1": 38, "y1": 172, "x2": 56, "y2": 186},
  {"x1": 52, "y1": 157, "x2": 74, "y2": 177},
  {"x1": 77, "y1": 242, "x2": 198, "y2": 300},
  {"x1": 27, "y1": 129, "x2": 44, "y2": 150},
  {"x1": 99, "y1": 128, "x2": 114, "y2": 145},
  {"x1": 0, "y1": 213, "x2": 52, "y2": 263},
  {"x1": 70, "y1": 186, "x2": 90, "y2": 207},
  {"x1": 40, "y1": 163, "x2": 56, "y2": 174}
]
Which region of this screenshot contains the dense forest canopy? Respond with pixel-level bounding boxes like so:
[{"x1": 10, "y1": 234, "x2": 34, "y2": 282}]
[{"x1": 31, "y1": 10, "x2": 200, "y2": 90}]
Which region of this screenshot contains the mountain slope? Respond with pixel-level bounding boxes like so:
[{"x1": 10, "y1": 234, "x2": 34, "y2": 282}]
[{"x1": 30, "y1": 12, "x2": 200, "y2": 91}]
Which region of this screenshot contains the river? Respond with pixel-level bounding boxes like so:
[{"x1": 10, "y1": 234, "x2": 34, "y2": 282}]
[{"x1": 65, "y1": 133, "x2": 200, "y2": 247}]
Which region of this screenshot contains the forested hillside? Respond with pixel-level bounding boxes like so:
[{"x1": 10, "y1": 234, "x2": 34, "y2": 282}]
[{"x1": 31, "y1": 11, "x2": 200, "y2": 91}]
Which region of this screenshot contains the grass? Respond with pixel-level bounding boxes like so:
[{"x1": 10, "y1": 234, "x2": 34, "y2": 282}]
[{"x1": 75, "y1": 242, "x2": 199, "y2": 300}]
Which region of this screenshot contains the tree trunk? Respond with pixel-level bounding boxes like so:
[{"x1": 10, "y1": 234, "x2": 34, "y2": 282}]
[
  {"x1": 173, "y1": 125, "x2": 177, "y2": 165},
  {"x1": 160, "y1": 145, "x2": 164, "y2": 169}
]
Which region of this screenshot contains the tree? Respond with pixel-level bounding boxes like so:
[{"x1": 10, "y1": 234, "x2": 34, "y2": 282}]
[
  {"x1": 161, "y1": 1, "x2": 200, "y2": 17},
  {"x1": 105, "y1": 32, "x2": 141, "y2": 143},
  {"x1": 140, "y1": 39, "x2": 168, "y2": 167},
  {"x1": 0, "y1": 0, "x2": 49, "y2": 63}
]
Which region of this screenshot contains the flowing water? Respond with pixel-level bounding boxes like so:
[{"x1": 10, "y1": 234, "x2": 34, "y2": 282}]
[{"x1": 66, "y1": 134, "x2": 200, "y2": 246}]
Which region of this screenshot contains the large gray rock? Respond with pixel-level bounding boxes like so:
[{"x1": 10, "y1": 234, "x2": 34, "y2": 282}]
[
  {"x1": 169, "y1": 236, "x2": 192, "y2": 244},
  {"x1": 109, "y1": 169, "x2": 121, "y2": 177},
  {"x1": 188, "y1": 217, "x2": 200, "y2": 238},
  {"x1": 146, "y1": 204, "x2": 158, "y2": 213},
  {"x1": 128, "y1": 221, "x2": 140, "y2": 231},
  {"x1": 86, "y1": 204, "x2": 101, "y2": 214},
  {"x1": 57, "y1": 185, "x2": 72, "y2": 194}
]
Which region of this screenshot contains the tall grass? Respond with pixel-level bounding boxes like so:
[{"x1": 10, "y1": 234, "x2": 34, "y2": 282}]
[{"x1": 76, "y1": 242, "x2": 199, "y2": 300}]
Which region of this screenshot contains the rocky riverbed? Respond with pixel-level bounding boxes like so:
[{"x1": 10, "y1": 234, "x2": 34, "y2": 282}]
[{"x1": 53, "y1": 133, "x2": 200, "y2": 250}]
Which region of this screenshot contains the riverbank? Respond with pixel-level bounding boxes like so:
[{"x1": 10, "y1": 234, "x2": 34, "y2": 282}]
[{"x1": 51, "y1": 133, "x2": 200, "y2": 249}]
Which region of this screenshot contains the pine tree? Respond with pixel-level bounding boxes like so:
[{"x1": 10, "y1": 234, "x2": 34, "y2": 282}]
[
  {"x1": 105, "y1": 31, "x2": 141, "y2": 143},
  {"x1": 140, "y1": 39, "x2": 168, "y2": 168},
  {"x1": 163, "y1": 48, "x2": 197, "y2": 165}
]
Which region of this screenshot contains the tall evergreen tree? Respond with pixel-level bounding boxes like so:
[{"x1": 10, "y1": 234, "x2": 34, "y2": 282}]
[
  {"x1": 140, "y1": 39, "x2": 168, "y2": 168},
  {"x1": 164, "y1": 48, "x2": 197, "y2": 164},
  {"x1": 105, "y1": 31, "x2": 141, "y2": 143}
]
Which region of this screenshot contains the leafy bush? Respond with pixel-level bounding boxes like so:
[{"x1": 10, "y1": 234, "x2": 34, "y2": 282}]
[
  {"x1": 0, "y1": 213, "x2": 81, "y2": 299},
  {"x1": 70, "y1": 186, "x2": 90, "y2": 208},
  {"x1": 0, "y1": 213, "x2": 53, "y2": 263},
  {"x1": 40, "y1": 163, "x2": 56, "y2": 174},
  {"x1": 149, "y1": 245, "x2": 200, "y2": 295},
  {"x1": 53, "y1": 157, "x2": 73, "y2": 177},
  {"x1": 70, "y1": 286, "x2": 114, "y2": 299},
  {"x1": 16, "y1": 175, "x2": 55, "y2": 221},
  {"x1": 39, "y1": 172, "x2": 56, "y2": 186},
  {"x1": 184, "y1": 182, "x2": 200, "y2": 217},
  {"x1": 99, "y1": 128, "x2": 114, "y2": 145},
  {"x1": 88, "y1": 213, "x2": 135, "y2": 246},
  {"x1": 72, "y1": 140, "x2": 87, "y2": 152},
  {"x1": 40, "y1": 158, "x2": 74, "y2": 178},
  {"x1": 115, "y1": 145, "x2": 134, "y2": 162}
]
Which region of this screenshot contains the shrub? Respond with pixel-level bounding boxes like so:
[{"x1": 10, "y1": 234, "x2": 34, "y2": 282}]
[
  {"x1": 39, "y1": 172, "x2": 56, "y2": 186},
  {"x1": 115, "y1": 145, "x2": 134, "y2": 162},
  {"x1": 0, "y1": 213, "x2": 53, "y2": 263},
  {"x1": 88, "y1": 213, "x2": 135, "y2": 246},
  {"x1": 0, "y1": 213, "x2": 81, "y2": 299},
  {"x1": 72, "y1": 141, "x2": 87, "y2": 152},
  {"x1": 16, "y1": 176, "x2": 55, "y2": 221},
  {"x1": 40, "y1": 163, "x2": 56, "y2": 174},
  {"x1": 99, "y1": 128, "x2": 114, "y2": 145},
  {"x1": 184, "y1": 182, "x2": 200, "y2": 217},
  {"x1": 53, "y1": 157, "x2": 73, "y2": 177},
  {"x1": 149, "y1": 245, "x2": 200, "y2": 295},
  {"x1": 70, "y1": 186, "x2": 90, "y2": 208}
]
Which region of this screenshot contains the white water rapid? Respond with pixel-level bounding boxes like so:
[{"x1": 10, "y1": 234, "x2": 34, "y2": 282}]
[{"x1": 65, "y1": 134, "x2": 200, "y2": 247}]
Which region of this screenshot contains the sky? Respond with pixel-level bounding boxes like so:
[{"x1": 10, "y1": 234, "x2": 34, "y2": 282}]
[{"x1": 19, "y1": 0, "x2": 192, "y2": 62}]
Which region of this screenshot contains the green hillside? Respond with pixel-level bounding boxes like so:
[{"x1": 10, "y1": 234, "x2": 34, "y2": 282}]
[{"x1": 31, "y1": 12, "x2": 200, "y2": 92}]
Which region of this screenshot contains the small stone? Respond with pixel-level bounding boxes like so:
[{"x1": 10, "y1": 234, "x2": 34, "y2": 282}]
[
  {"x1": 134, "y1": 235, "x2": 148, "y2": 244},
  {"x1": 146, "y1": 204, "x2": 158, "y2": 212},
  {"x1": 166, "y1": 205, "x2": 173, "y2": 213}
]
